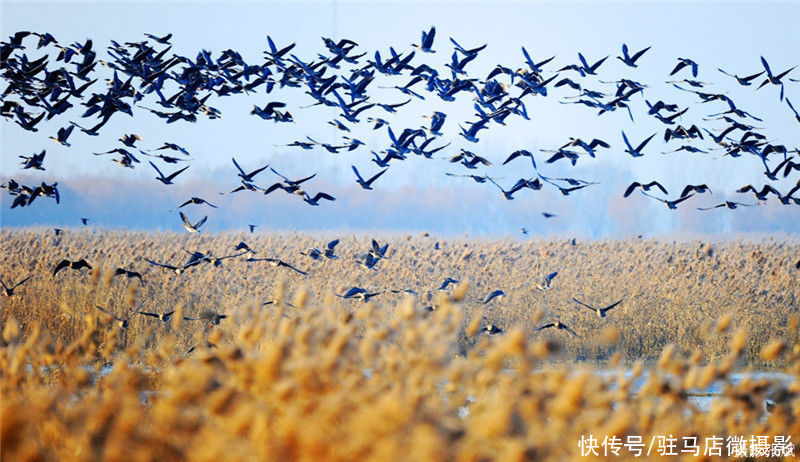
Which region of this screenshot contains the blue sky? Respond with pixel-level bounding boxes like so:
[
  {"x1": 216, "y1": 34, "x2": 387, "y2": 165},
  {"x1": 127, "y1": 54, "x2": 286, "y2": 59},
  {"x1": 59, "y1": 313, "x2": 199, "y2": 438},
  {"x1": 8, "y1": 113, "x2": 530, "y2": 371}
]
[{"x1": 1, "y1": 1, "x2": 799, "y2": 236}]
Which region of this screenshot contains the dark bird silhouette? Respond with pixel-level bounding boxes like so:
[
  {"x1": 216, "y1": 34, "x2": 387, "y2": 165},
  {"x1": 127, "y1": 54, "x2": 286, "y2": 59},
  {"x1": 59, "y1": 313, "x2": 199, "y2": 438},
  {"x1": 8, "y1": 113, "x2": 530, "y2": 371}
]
[
  {"x1": 178, "y1": 197, "x2": 217, "y2": 209},
  {"x1": 412, "y1": 26, "x2": 436, "y2": 53},
  {"x1": 718, "y1": 68, "x2": 764, "y2": 86},
  {"x1": 622, "y1": 131, "x2": 657, "y2": 157},
  {"x1": 483, "y1": 289, "x2": 506, "y2": 304},
  {"x1": 144, "y1": 256, "x2": 202, "y2": 276},
  {"x1": 1, "y1": 275, "x2": 33, "y2": 297},
  {"x1": 337, "y1": 286, "x2": 383, "y2": 302},
  {"x1": 246, "y1": 257, "x2": 308, "y2": 275},
  {"x1": 641, "y1": 191, "x2": 695, "y2": 209},
  {"x1": 697, "y1": 201, "x2": 755, "y2": 211},
  {"x1": 150, "y1": 161, "x2": 189, "y2": 185},
  {"x1": 352, "y1": 165, "x2": 388, "y2": 190},
  {"x1": 53, "y1": 258, "x2": 92, "y2": 276},
  {"x1": 679, "y1": 184, "x2": 712, "y2": 197},
  {"x1": 113, "y1": 268, "x2": 143, "y2": 284},
  {"x1": 324, "y1": 239, "x2": 339, "y2": 259},
  {"x1": 119, "y1": 134, "x2": 142, "y2": 147},
  {"x1": 502, "y1": 150, "x2": 537, "y2": 169},
  {"x1": 670, "y1": 58, "x2": 699, "y2": 78},
  {"x1": 436, "y1": 277, "x2": 459, "y2": 291},
  {"x1": 572, "y1": 297, "x2": 623, "y2": 317},
  {"x1": 232, "y1": 157, "x2": 268, "y2": 182},
  {"x1": 302, "y1": 192, "x2": 336, "y2": 206},
  {"x1": 538, "y1": 321, "x2": 578, "y2": 337},
  {"x1": 758, "y1": 56, "x2": 795, "y2": 100},
  {"x1": 136, "y1": 310, "x2": 175, "y2": 323},
  {"x1": 617, "y1": 44, "x2": 650, "y2": 67},
  {"x1": 736, "y1": 184, "x2": 781, "y2": 201},
  {"x1": 48, "y1": 125, "x2": 74, "y2": 146},
  {"x1": 623, "y1": 181, "x2": 668, "y2": 198}
]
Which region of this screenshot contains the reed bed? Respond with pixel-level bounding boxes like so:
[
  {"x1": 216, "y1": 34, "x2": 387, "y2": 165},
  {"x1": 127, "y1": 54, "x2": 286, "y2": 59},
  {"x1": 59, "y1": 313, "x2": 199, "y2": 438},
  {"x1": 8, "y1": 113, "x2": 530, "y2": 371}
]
[{"x1": 2, "y1": 229, "x2": 799, "y2": 460}]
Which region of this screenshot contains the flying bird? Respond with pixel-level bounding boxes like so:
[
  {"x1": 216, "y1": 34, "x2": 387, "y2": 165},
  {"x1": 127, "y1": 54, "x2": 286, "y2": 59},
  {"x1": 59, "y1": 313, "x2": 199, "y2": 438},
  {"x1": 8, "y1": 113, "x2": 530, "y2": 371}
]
[
  {"x1": 483, "y1": 289, "x2": 506, "y2": 304},
  {"x1": 572, "y1": 297, "x2": 623, "y2": 317},
  {"x1": 150, "y1": 161, "x2": 189, "y2": 185},
  {"x1": 179, "y1": 212, "x2": 207, "y2": 233},
  {"x1": 53, "y1": 258, "x2": 92, "y2": 276},
  {"x1": 623, "y1": 181, "x2": 668, "y2": 198},
  {"x1": 536, "y1": 272, "x2": 558, "y2": 291},
  {"x1": 113, "y1": 268, "x2": 144, "y2": 284},
  {"x1": 352, "y1": 165, "x2": 388, "y2": 190},
  {"x1": 617, "y1": 44, "x2": 650, "y2": 67},
  {"x1": 177, "y1": 197, "x2": 217, "y2": 209},
  {"x1": 621, "y1": 131, "x2": 657, "y2": 158},
  {"x1": 538, "y1": 321, "x2": 578, "y2": 337},
  {"x1": 1, "y1": 275, "x2": 33, "y2": 297}
]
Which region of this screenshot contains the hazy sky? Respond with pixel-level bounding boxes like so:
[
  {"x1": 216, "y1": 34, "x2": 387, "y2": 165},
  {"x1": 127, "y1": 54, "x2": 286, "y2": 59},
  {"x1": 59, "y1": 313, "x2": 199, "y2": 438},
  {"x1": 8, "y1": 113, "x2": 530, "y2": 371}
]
[{"x1": 1, "y1": 1, "x2": 799, "y2": 236}]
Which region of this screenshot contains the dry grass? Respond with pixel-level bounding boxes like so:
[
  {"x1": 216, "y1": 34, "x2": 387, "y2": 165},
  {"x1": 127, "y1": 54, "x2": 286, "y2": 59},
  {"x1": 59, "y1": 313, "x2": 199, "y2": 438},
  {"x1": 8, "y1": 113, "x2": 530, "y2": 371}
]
[{"x1": 2, "y1": 229, "x2": 800, "y2": 460}]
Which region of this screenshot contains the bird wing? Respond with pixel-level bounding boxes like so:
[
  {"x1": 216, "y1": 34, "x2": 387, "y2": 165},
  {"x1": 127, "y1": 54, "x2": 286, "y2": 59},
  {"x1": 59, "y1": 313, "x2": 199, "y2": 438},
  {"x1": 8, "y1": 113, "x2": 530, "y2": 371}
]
[
  {"x1": 623, "y1": 182, "x2": 641, "y2": 198},
  {"x1": 193, "y1": 216, "x2": 208, "y2": 229},
  {"x1": 165, "y1": 165, "x2": 189, "y2": 181},
  {"x1": 53, "y1": 259, "x2": 70, "y2": 276},
  {"x1": 149, "y1": 160, "x2": 165, "y2": 178},
  {"x1": 12, "y1": 275, "x2": 34, "y2": 289},
  {"x1": 179, "y1": 211, "x2": 192, "y2": 226},
  {"x1": 537, "y1": 323, "x2": 555, "y2": 331},
  {"x1": 572, "y1": 297, "x2": 596, "y2": 311},
  {"x1": 602, "y1": 299, "x2": 624, "y2": 312}
]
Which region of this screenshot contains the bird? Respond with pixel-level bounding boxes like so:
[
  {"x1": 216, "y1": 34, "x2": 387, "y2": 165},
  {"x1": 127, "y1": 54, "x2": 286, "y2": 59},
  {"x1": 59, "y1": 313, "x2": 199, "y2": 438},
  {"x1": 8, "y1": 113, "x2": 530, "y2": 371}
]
[
  {"x1": 48, "y1": 125, "x2": 74, "y2": 146},
  {"x1": 482, "y1": 323, "x2": 504, "y2": 336},
  {"x1": 736, "y1": 184, "x2": 781, "y2": 201},
  {"x1": 337, "y1": 287, "x2": 383, "y2": 302},
  {"x1": 617, "y1": 44, "x2": 650, "y2": 67},
  {"x1": 436, "y1": 277, "x2": 459, "y2": 291},
  {"x1": 718, "y1": 68, "x2": 764, "y2": 86},
  {"x1": 113, "y1": 268, "x2": 143, "y2": 284},
  {"x1": 302, "y1": 192, "x2": 336, "y2": 206},
  {"x1": 144, "y1": 257, "x2": 202, "y2": 276},
  {"x1": 697, "y1": 201, "x2": 755, "y2": 211},
  {"x1": 80, "y1": 218, "x2": 89, "y2": 226},
  {"x1": 95, "y1": 305, "x2": 136, "y2": 330},
  {"x1": 758, "y1": 56, "x2": 795, "y2": 100},
  {"x1": 412, "y1": 26, "x2": 436, "y2": 53},
  {"x1": 670, "y1": 58, "x2": 699, "y2": 78},
  {"x1": 786, "y1": 99, "x2": 800, "y2": 123},
  {"x1": 352, "y1": 165, "x2": 388, "y2": 190},
  {"x1": 19, "y1": 150, "x2": 46, "y2": 170},
  {"x1": 572, "y1": 297, "x2": 623, "y2": 317},
  {"x1": 232, "y1": 157, "x2": 269, "y2": 182},
  {"x1": 53, "y1": 258, "x2": 92, "y2": 276},
  {"x1": 248, "y1": 224, "x2": 257, "y2": 233},
  {"x1": 483, "y1": 289, "x2": 506, "y2": 304},
  {"x1": 150, "y1": 161, "x2": 189, "y2": 185},
  {"x1": 641, "y1": 191, "x2": 695, "y2": 209},
  {"x1": 119, "y1": 133, "x2": 142, "y2": 147},
  {"x1": 246, "y1": 257, "x2": 308, "y2": 275},
  {"x1": 623, "y1": 181, "x2": 668, "y2": 198},
  {"x1": 179, "y1": 212, "x2": 207, "y2": 233},
  {"x1": 538, "y1": 321, "x2": 578, "y2": 337},
  {"x1": 184, "y1": 311, "x2": 228, "y2": 326},
  {"x1": 536, "y1": 272, "x2": 558, "y2": 291},
  {"x1": 679, "y1": 184, "x2": 712, "y2": 197},
  {"x1": 502, "y1": 150, "x2": 537, "y2": 169},
  {"x1": 1, "y1": 275, "x2": 33, "y2": 297},
  {"x1": 621, "y1": 131, "x2": 657, "y2": 157},
  {"x1": 324, "y1": 239, "x2": 339, "y2": 259},
  {"x1": 136, "y1": 310, "x2": 175, "y2": 323},
  {"x1": 177, "y1": 197, "x2": 217, "y2": 209}
]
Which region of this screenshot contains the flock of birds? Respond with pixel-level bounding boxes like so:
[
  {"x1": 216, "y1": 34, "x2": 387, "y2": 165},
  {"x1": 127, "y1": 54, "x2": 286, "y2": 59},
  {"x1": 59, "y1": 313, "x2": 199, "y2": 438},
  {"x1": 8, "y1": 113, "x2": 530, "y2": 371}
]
[
  {"x1": 2, "y1": 28, "x2": 800, "y2": 337},
  {"x1": 2, "y1": 241, "x2": 631, "y2": 337},
  {"x1": 2, "y1": 28, "x2": 799, "y2": 221}
]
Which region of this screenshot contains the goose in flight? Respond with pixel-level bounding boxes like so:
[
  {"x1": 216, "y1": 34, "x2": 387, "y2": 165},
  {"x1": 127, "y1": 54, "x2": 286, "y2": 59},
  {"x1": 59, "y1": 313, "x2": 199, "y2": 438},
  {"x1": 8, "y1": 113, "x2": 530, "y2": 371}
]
[
  {"x1": 150, "y1": 161, "x2": 189, "y2": 185},
  {"x1": 670, "y1": 57, "x2": 699, "y2": 78},
  {"x1": 303, "y1": 192, "x2": 336, "y2": 206},
  {"x1": 337, "y1": 287, "x2": 383, "y2": 303},
  {"x1": 617, "y1": 44, "x2": 650, "y2": 68},
  {"x1": 352, "y1": 165, "x2": 388, "y2": 190},
  {"x1": 436, "y1": 277, "x2": 459, "y2": 291},
  {"x1": 184, "y1": 311, "x2": 227, "y2": 326},
  {"x1": 53, "y1": 258, "x2": 92, "y2": 276},
  {"x1": 179, "y1": 212, "x2": 207, "y2": 233},
  {"x1": 119, "y1": 133, "x2": 142, "y2": 147},
  {"x1": 48, "y1": 125, "x2": 74, "y2": 146},
  {"x1": 136, "y1": 310, "x2": 175, "y2": 323},
  {"x1": 717, "y1": 68, "x2": 764, "y2": 86},
  {"x1": 641, "y1": 191, "x2": 695, "y2": 209},
  {"x1": 536, "y1": 272, "x2": 558, "y2": 291},
  {"x1": 736, "y1": 184, "x2": 781, "y2": 201},
  {"x1": 621, "y1": 131, "x2": 657, "y2": 158},
  {"x1": 1, "y1": 275, "x2": 33, "y2": 297},
  {"x1": 178, "y1": 197, "x2": 217, "y2": 209},
  {"x1": 19, "y1": 150, "x2": 46, "y2": 170},
  {"x1": 144, "y1": 256, "x2": 202, "y2": 276},
  {"x1": 697, "y1": 201, "x2": 755, "y2": 211},
  {"x1": 538, "y1": 321, "x2": 578, "y2": 337},
  {"x1": 623, "y1": 181, "x2": 668, "y2": 198},
  {"x1": 483, "y1": 289, "x2": 507, "y2": 304},
  {"x1": 502, "y1": 150, "x2": 537, "y2": 169},
  {"x1": 246, "y1": 257, "x2": 308, "y2": 275},
  {"x1": 758, "y1": 56, "x2": 795, "y2": 100},
  {"x1": 113, "y1": 268, "x2": 143, "y2": 284},
  {"x1": 572, "y1": 297, "x2": 623, "y2": 317},
  {"x1": 95, "y1": 305, "x2": 136, "y2": 329},
  {"x1": 232, "y1": 157, "x2": 269, "y2": 182},
  {"x1": 412, "y1": 26, "x2": 436, "y2": 53}
]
